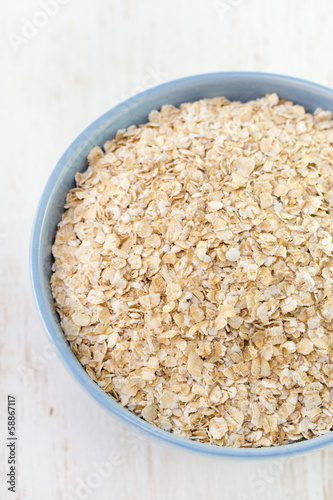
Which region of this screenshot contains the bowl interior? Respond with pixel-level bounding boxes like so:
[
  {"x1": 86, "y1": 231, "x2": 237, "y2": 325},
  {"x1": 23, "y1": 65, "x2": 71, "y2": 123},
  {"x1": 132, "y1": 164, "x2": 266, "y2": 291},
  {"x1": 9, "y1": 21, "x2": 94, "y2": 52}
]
[{"x1": 31, "y1": 72, "x2": 333, "y2": 459}]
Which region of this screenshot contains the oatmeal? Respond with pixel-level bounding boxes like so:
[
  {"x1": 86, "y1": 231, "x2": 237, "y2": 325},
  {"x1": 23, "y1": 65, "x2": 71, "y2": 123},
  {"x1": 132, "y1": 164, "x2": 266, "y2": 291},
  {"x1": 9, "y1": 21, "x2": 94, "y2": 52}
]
[{"x1": 51, "y1": 94, "x2": 333, "y2": 447}]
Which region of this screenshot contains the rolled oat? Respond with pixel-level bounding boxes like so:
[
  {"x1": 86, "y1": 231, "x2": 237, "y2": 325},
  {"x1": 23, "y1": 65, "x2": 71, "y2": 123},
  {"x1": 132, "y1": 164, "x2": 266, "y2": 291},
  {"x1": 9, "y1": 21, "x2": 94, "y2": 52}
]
[{"x1": 51, "y1": 94, "x2": 333, "y2": 447}]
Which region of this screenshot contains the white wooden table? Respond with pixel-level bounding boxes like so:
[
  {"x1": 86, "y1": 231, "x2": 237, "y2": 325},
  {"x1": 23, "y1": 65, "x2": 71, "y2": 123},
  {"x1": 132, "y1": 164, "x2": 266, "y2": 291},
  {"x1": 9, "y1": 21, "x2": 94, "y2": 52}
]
[{"x1": 2, "y1": 1, "x2": 333, "y2": 498}]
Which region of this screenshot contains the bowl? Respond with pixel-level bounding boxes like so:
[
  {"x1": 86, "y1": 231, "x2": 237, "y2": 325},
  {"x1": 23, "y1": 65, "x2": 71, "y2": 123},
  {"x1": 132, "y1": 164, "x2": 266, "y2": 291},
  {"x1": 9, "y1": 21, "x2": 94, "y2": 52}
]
[{"x1": 31, "y1": 72, "x2": 333, "y2": 459}]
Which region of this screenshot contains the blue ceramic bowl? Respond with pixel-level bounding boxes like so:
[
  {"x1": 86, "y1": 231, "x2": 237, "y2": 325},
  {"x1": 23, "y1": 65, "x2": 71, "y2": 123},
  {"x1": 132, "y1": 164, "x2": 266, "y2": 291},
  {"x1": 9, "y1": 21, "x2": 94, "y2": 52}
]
[{"x1": 31, "y1": 72, "x2": 333, "y2": 459}]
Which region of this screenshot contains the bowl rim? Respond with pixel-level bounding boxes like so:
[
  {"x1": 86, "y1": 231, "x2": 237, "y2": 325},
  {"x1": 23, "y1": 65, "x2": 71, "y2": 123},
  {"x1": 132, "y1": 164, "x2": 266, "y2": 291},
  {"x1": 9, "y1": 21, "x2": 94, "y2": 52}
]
[{"x1": 31, "y1": 71, "x2": 333, "y2": 459}]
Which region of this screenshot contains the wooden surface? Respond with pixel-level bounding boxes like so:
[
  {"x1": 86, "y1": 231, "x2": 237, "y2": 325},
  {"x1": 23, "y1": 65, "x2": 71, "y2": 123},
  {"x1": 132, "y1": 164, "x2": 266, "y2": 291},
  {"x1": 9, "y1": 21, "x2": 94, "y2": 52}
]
[{"x1": 2, "y1": 1, "x2": 333, "y2": 498}]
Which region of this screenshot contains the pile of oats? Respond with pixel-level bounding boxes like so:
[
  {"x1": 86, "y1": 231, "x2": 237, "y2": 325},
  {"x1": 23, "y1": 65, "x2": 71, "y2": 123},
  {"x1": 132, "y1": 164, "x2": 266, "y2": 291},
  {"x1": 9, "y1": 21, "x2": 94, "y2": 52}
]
[{"x1": 51, "y1": 94, "x2": 333, "y2": 447}]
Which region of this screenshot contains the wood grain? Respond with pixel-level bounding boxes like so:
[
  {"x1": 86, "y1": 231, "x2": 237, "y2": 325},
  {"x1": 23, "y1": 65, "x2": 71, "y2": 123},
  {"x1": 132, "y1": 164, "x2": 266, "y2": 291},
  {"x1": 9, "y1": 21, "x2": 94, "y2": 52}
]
[{"x1": 2, "y1": 0, "x2": 333, "y2": 498}]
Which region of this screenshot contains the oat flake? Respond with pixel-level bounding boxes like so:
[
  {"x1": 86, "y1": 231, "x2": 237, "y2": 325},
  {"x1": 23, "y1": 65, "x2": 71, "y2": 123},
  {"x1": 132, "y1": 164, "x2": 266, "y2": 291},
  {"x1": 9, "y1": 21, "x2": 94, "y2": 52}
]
[{"x1": 51, "y1": 95, "x2": 333, "y2": 447}]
